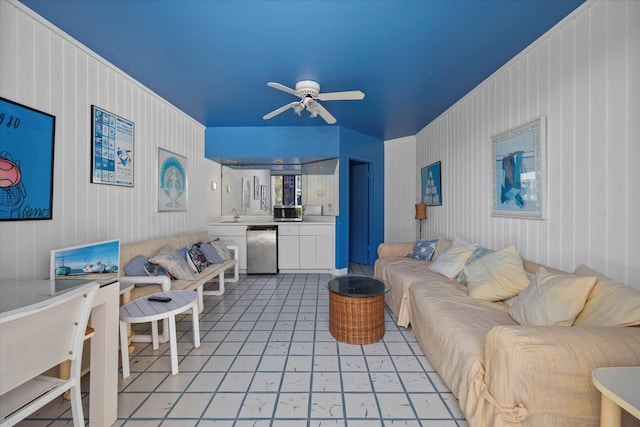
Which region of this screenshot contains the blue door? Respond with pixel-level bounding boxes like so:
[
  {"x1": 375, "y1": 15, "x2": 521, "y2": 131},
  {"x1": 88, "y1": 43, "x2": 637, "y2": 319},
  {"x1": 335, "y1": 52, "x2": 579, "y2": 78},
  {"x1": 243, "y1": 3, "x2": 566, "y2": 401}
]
[{"x1": 349, "y1": 161, "x2": 370, "y2": 264}]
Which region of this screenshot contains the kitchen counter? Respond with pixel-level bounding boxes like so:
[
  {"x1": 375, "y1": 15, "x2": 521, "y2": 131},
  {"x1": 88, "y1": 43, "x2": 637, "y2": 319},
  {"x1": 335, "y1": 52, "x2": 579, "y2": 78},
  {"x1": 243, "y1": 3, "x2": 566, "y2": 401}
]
[{"x1": 208, "y1": 215, "x2": 335, "y2": 226}]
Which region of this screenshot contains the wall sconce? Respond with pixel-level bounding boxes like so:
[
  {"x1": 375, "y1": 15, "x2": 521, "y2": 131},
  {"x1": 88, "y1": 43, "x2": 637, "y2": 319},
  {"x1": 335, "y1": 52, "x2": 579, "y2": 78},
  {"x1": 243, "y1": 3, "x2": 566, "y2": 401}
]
[
  {"x1": 226, "y1": 184, "x2": 232, "y2": 193},
  {"x1": 211, "y1": 181, "x2": 218, "y2": 191},
  {"x1": 316, "y1": 187, "x2": 325, "y2": 197},
  {"x1": 415, "y1": 203, "x2": 427, "y2": 238}
]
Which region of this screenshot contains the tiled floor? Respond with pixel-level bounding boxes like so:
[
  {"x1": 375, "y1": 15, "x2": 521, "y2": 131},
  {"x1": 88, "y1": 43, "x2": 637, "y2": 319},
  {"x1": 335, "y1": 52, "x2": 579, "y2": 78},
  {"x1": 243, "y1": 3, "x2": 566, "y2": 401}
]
[{"x1": 22, "y1": 264, "x2": 468, "y2": 426}]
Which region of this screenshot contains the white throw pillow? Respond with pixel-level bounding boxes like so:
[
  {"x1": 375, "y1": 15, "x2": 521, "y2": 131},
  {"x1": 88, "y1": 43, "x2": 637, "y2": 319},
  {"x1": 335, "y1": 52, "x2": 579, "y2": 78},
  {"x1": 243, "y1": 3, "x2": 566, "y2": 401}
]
[
  {"x1": 572, "y1": 264, "x2": 640, "y2": 327},
  {"x1": 509, "y1": 267, "x2": 596, "y2": 326},
  {"x1": 465, "y1": 245, "x2": 530, "y2": 301},
  {"x1": 428, "y1": 241, "x2": 477, "y2": 279}
]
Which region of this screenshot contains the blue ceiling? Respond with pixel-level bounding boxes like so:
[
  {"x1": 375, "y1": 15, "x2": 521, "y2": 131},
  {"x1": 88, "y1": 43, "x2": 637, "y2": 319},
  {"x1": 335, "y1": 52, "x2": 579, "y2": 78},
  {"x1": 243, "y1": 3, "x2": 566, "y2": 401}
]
[{"x1": 21, "y1": 0, "x2": 584, "y2": 141}]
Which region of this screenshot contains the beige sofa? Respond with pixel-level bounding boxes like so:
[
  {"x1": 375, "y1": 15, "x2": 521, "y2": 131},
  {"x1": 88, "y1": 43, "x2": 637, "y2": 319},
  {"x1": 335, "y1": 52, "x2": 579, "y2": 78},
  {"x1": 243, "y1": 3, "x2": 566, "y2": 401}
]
[
  {"x1": 119, "y1": 231, "x2": 238, "y2": 312},
  {"x1": 375, "y1": 241, "x2": 640, "y2": 427}
]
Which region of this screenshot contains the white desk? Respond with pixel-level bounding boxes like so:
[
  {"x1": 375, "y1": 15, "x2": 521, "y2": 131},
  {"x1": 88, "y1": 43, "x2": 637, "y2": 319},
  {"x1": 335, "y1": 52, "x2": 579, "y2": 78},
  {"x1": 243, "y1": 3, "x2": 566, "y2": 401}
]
[
  {"x1": 0, "y1": 279, "x2": 119, "y2": 426},
  {"x1": 592, "y1": 367, "x2": 640, "y2": 426}
]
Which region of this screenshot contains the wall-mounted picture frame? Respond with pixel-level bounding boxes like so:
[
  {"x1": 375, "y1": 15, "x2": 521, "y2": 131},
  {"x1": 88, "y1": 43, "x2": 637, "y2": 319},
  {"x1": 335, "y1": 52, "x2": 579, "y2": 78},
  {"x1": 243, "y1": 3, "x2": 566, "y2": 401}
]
[
  {"x1": 421, "y1": 161, "x2": 442, "y2": 206},
  {"x1": 91, "y1": 105, "x2": 134, "y2": 187},
  {"x1": 158, "y1": 148, "x2": 187, "y2": 212},
  {"x1": 51, "y1": 239, "x2": 120, "y2": 283},
  {"x1": 491, "y1": 117, "x2": 546, "y2": 219},
  {"x1": 260, "y1": 185, "x2": 267, "y2": 210},
  {"x1": 254, "y1": 176, "x2": 260, "y2": 199},
  {"x1": 242, "y1": 177, "x2": 251, "y2": 210},
  {"x1": 0, "y1": 97, "x2": 56, "y2": 221}
]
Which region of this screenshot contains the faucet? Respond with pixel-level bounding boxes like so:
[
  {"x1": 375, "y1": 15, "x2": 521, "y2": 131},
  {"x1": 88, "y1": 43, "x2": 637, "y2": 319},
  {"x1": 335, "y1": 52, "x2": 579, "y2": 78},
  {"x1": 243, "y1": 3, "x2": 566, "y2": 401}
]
[{"x1": 231, "y1": 208, "x2": 240, "y2": 221}]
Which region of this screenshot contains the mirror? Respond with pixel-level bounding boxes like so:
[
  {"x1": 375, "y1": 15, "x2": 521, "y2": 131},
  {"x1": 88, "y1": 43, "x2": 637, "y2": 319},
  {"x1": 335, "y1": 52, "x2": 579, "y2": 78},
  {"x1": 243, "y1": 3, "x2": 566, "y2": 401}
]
[{"x1": 220, "y1": 158, "x2": 339, "y2": 216}]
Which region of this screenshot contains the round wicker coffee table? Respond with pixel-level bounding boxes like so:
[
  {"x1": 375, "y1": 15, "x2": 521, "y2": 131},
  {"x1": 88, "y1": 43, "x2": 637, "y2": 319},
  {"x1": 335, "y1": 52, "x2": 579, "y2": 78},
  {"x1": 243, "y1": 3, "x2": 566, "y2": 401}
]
[{"x1": 327, "y1": 275, "x2": 390, "y2": 344}]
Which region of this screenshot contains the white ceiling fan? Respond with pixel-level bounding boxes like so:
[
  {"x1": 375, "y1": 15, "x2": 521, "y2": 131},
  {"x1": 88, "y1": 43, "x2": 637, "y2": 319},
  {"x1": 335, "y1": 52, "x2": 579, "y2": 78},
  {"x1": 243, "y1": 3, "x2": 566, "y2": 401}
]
[{"x1": 263, "y1": 80, "x2": 365, "y2": 124}]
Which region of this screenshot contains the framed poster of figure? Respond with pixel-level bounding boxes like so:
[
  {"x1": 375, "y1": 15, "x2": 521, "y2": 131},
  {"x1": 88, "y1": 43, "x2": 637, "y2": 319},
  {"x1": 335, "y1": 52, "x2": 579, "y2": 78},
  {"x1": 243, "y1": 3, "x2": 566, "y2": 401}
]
[
  {"x1": 421, "y1": 161, "x2": 442, "y2": 206},
  {"x1": 0, "y1": 97, "x2": 55, "y2": 221},
  {"x1": 158, "y1": 148, "x2": 187, "y2": 212},
  {"x1": 491, "y1": 117, "x2": 546, "y2": 219},
  {"x1": 91, "y1": 105, "x2": 134, "y2": 187}
]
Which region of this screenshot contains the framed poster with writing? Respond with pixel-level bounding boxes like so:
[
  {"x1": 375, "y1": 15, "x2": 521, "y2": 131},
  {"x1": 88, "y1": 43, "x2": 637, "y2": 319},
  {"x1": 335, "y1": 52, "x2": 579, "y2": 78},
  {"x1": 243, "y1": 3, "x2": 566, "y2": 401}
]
[
  {"x1": 91, "y1": 105, "x2": 134, "y2": 187},
  {"x1": 0, "y1": 97, "x2": 55, "y2": 221}
]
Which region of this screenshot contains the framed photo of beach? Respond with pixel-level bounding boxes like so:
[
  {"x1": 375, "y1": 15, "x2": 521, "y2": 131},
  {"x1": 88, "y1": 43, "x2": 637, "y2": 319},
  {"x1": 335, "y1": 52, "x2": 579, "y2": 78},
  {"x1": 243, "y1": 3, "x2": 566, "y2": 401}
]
[{"x1": 491, "y1": 117, "x2": 546, "y2": 219}]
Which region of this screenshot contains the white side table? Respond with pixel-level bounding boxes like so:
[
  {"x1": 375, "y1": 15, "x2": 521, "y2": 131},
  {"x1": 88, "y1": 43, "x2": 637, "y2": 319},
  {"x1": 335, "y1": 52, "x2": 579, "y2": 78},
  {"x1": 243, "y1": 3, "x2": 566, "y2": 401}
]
[
  {"x1": 592, "y1": 367, "x2": 640, "y2": 427},
  {"x1": 119, "y1": 290, "x2": 200, "y2": 377}
]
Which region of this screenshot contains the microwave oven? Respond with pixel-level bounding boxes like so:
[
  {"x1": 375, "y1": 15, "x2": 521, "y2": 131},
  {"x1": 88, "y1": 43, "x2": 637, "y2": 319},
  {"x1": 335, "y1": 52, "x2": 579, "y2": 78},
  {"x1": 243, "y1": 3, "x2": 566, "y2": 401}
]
[{"x1": 273, "y1": 205, "x2": 303, "y2": 222}]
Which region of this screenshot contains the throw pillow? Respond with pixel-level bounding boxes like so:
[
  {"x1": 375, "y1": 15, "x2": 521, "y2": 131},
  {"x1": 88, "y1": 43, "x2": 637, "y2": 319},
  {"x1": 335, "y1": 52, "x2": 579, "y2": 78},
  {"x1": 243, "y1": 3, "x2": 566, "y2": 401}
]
[
  {"x1": 456, "y1": 246, "x2": 495, "y2": 284},
  {"x1": 143, "y1": 262, "x2": 174, "y2": 280},
  {"x1": 432, "y1": 238, "x2": 452, "y2": 261},
  {"x1": 148, "y1": 246, "x2": 195, "y2": 280},
  {"x1": 210, "y1": 239, "x2": 232, "y2": 260},
  {"x1": 123, "y1": 254, "x2": 149, "y2": 276},
  {"x1": 428, "y1": 241, "x2": 477, "y2": 279},
  {"x1": 186, "y1": 245, "x2": 211, "y2": 273},
  {"x1": 177, "y1": 246, "x2": 189, "y2": 261},
  {"x1": 572, "y1": 264, "x2": 640, "y2": 327},
  {"x1": 198, "y1": 242, "x2": 224, "y2": 264},
  {"x1": 465, "y1": 246, "x2": 530, "y2": 301},
  {"x1": 407, "y1": 239, "x2": 439, "y2": 261},
  {"x1": 509, "y1": 267, "x2": 596, "y2": 326}
]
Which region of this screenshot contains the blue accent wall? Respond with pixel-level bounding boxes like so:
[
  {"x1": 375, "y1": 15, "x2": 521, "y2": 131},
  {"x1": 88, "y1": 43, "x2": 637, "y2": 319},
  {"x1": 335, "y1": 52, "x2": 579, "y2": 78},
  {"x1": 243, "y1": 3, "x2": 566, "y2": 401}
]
[{"x1": 205, "y1": 125, "x2": 384, "y2": 270}]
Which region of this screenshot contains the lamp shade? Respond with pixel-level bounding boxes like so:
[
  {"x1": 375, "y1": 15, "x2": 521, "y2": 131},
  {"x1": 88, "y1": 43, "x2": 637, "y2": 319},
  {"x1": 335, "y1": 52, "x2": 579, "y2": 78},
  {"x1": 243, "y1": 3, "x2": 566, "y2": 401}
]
[{"x1": 415, "y1": 203, "x2": 427, "y2": 220}]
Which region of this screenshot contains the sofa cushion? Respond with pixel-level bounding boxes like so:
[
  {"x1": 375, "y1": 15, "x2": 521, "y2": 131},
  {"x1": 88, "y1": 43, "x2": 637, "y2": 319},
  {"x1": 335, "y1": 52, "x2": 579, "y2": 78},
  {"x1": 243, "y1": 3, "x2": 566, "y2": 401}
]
[
  {"x1": 509, "y1": 267, "x2": 596, "y2": 326},
  {"x1": 572, "y1": 264, "x2": 640, "y2": 327},
  {"x1": 210, "y1": 238, "x2": 232, "y2": 260},
  {"x1": 456, "y1": 246, "x2": 495, "y2": 284},
  {"x1": 428, "y1": 240, "x2": 476, "y2": 279},
  {"x1": 123, "y1": 254, "x2": 148, "y2": 276},
  {"x1": 465, "y1": 246, "x2": 530, "y2": 301},
  {"x1": 407, "y1": 239, "x2": 439, "y2": 261},
  {"x1": 148, "y1": 245, "x2": 195, "y2": 280},
  {"x1": 186, "y1": 245, "x2": 211, "y2": 273},
  {"x1": 199, "y1": 242, "x2": 225, "y2": 264},
  {"x1": 432, "y1": 238, "x2": 452, "y2": 260},
  {"x1": 143, "y1": 261, "x2": 173, "y2": 279}
]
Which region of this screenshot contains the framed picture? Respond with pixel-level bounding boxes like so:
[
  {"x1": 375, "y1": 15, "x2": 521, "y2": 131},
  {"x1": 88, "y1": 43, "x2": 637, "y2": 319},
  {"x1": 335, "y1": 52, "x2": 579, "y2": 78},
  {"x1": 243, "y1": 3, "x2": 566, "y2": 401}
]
[
  {"x1": 254, "y1": 176, "x2": 260, "y2": 199},
  {"x1": 491, "y1": 117, "x2": 546, "y2": 219},
  {"x1": 0, "y1": 97, "x2": 55, "y2": 221},
  {"x1": 91, "y1": 105, "x2": 134, "y2": 187},
  {"x1": 158, "y1": 148, "x2": 187, "y2": 212},
  {"x1": 421, "y1": 161, "x2": 442, "y2": 206},
  {"x1": 242, "y1": 177, "x2": 251, "y2": 210},
  {"x1": 260, "y1": 185, "x2": 267, "y2": 210},
  {"x1": 51, "y1": 239, "x2": 120, "y2": 283}
]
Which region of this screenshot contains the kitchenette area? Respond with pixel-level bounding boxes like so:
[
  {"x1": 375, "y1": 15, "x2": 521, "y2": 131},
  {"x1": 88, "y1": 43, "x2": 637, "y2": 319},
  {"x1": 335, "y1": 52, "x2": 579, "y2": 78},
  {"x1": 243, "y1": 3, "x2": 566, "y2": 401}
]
[{"x1": 207, "y1": 158, "x2": 341, "y2": 276}]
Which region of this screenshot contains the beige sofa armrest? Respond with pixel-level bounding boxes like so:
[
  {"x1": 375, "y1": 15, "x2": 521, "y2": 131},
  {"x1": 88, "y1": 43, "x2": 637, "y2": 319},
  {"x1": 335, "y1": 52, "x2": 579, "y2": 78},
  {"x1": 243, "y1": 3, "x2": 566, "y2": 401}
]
[
  {"x1": 377, "y1": 242, "x2": 415, "y2": 258},
  {"x1": 482, "y1": 325, "x2": 640, "y2": 426},
  {"x1": 119, "y1": 275, "x2": 172, "y2": 292}
]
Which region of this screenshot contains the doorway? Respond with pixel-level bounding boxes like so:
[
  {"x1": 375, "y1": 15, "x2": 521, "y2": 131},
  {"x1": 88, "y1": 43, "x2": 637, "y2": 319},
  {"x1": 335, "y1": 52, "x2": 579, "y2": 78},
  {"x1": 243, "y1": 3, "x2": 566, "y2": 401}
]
[{"x1": 349, "y1": 160, "x2": 371, "y2": 264}]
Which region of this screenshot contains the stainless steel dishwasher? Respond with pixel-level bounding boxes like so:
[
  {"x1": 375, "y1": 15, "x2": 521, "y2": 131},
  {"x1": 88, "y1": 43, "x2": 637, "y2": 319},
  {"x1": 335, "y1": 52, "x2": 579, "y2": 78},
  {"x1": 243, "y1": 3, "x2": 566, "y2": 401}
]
[{"x1": 246, "y1": 225, "x2": 278, "y2": 274}]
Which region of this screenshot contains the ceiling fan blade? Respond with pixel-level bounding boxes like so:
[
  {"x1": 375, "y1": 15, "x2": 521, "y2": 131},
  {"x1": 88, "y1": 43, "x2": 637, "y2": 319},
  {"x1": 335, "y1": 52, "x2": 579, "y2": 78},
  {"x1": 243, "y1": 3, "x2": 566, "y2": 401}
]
[
  {"x1": 317, "y1": 90, "x2": 365, "y2": 101},
  {"x1": 263, "y1": 101, "x2": 301, "y2": 120},
  {"x1": 315, "y1": 102, "x2": 337, "y2": 124},
  {"x1": 267, "y1": 82, "x2": 301, "y2": 98}
]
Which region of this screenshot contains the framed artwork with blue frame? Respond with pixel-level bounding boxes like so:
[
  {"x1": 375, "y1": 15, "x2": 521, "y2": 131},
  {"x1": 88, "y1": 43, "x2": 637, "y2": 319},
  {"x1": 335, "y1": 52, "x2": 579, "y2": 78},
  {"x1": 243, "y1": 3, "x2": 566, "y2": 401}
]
[
  {"x1": 0, "y1": 97, "x2": 55, "y2": 221},
  {"x1": 491, "y1": 117, "x2": 546, "y2": 219},
  {"x1": 421, "y1": 161, "x2": 442, "y2": 206}
]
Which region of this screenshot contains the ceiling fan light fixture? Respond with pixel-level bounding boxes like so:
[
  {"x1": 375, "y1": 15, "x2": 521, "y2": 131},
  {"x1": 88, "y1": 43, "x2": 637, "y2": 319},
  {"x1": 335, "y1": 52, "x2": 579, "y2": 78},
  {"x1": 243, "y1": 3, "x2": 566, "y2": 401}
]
[{"x1": 293, "y1": 103, "x2": 304, "y2": 116}]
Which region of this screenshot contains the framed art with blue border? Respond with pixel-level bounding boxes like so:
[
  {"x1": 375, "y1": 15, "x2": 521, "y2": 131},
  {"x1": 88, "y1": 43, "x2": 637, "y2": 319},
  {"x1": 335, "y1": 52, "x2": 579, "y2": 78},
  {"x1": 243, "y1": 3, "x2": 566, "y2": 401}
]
[
  {"x1": 91, "y1": 105, "x2": 134, "y2": 187},
  {"x1": 421, "y1": 161, "x2": 442, "y2": 206},
  {"x1": 491, "y1": 117, "x2": 546, "y2": 219},
  {"x1": 158, "y1": 148, "x2": 187, "y2": 212},
  {"x1": 0, "y1": 97, "x2": 55, "y2": 221}
]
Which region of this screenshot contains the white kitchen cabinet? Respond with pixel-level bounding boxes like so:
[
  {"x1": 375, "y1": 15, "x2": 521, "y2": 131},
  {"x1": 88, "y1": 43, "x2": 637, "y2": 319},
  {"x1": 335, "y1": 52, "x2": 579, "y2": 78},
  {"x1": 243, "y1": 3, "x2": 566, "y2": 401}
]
[
  {"x1": 281, "y1": 224, "x2": 334, "y2": 272},
  {"x1": 207, "y1": 224, "x2": 248, "y2": 271}
]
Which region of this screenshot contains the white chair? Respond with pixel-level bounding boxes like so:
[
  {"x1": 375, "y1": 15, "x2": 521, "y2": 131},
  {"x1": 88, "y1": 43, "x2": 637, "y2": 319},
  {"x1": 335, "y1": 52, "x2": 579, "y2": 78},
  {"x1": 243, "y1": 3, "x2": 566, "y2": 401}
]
[{"x1": 0, "y1": 282, "x2": 98, "y2": 427}]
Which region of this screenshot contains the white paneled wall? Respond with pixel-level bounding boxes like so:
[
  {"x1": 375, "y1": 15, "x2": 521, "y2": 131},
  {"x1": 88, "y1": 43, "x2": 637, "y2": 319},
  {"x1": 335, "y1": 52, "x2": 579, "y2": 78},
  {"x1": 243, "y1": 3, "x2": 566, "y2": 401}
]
[
  {"x1": 412, "y1": 0, "x2": 639, "y2": 287},
  {"x1": 0, "y1": 2, "x2": 220, "y2": 280},
  {"x1": 384, "y1": 136, "x2": 417, "y2": 243}
]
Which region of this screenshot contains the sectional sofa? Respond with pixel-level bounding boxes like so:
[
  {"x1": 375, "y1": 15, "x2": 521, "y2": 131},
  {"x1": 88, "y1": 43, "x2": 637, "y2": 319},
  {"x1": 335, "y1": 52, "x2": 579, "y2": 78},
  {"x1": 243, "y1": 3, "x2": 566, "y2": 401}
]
[{"x1": 375, "y1": 239, "x2": 640, "y2": 427}]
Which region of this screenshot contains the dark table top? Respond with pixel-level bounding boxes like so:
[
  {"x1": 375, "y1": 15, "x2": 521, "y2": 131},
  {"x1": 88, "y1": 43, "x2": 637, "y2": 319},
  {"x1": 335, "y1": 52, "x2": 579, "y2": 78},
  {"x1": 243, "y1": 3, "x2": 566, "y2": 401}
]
[{"x1": 326, "y1": 275, "x2": 390, "y2": 297}]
